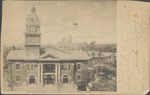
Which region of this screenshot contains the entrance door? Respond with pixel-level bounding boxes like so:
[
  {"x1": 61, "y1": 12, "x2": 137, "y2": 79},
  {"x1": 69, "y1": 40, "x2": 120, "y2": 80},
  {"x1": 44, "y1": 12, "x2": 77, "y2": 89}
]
[
  {"x1": 44, "y1": 74, "x2": 55, "y2": 85},
  {"x1": 63, "y1": 75, "x2": 69, "y2": 83},
  {"x1": 47, "y1": 75, "x2": 54, "y2": 84},
  {"x1": 29, "y1": 75, "x2": 35, "y2": 84}
]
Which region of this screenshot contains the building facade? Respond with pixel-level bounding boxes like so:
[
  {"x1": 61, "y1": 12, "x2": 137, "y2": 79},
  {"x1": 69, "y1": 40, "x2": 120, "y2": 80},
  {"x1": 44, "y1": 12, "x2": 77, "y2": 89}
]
[
  {"x1": 6, "y1": 6, "x2": 89, "y2": 87},
  {"x1": 6, "y1": 6, "x2": 117, "y2": 90}
]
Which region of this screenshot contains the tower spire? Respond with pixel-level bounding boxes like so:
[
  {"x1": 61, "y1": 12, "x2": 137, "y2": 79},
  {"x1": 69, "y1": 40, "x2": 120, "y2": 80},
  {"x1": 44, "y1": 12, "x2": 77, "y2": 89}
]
[
  {"x1": 31, "y1": 4, "x2": 36, "y2": 13},
  {"x1": 25, "y1": 5, "x2": 41, "y2": 57}
]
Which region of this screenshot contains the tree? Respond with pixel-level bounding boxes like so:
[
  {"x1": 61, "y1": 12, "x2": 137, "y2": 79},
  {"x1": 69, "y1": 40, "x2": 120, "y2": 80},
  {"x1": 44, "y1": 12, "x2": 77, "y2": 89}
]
[
  {"x1": 3, "y1": 46, "x2": 12, "y2": 70},
  {"x1": 88, "y1": 41, "x2": 96, "y2": 50},
  {"x1": 7, "y1": 63, "x2": 16, "y2": 91}
]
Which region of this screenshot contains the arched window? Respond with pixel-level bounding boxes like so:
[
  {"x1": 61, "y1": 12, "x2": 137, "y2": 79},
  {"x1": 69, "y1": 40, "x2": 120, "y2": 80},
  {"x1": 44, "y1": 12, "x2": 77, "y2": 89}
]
[
  {"x1": 29, "y1": 75, "x2": 35, "y2": 84},
  {"x1": 63, "y1": 75, "x2": 69, "y2": 83}
]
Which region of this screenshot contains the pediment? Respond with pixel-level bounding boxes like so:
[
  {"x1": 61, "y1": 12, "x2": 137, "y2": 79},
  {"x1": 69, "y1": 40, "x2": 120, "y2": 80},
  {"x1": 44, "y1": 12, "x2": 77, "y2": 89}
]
[
  {"x1": 43, "y1": 55, "x2": 57, "y2": 59},
  {"x1": 39, "y1": 53, "x2": 59, "y2": 59}
]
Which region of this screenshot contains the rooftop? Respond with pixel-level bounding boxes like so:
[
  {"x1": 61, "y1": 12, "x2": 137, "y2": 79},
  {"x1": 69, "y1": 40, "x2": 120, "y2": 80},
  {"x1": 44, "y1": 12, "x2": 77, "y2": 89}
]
[{"x1": 6, "y1": 46, "x2": 90, "y2": 61}]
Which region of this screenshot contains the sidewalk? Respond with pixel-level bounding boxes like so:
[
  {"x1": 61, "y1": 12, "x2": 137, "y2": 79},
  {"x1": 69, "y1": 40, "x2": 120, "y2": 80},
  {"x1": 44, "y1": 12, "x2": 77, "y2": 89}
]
[{"x1": 11, "y1": 83, "x2": 77, "y2": 93}]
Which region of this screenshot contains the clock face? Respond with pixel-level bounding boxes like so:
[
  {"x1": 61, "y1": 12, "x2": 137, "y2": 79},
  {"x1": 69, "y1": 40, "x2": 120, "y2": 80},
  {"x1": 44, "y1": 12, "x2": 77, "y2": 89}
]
[
  {"x1": 31, "y1": 27, "x2": 35, "y2": 31},
  {"x1": 31, "y1": 18, "x2": 34, "y2": 22}
]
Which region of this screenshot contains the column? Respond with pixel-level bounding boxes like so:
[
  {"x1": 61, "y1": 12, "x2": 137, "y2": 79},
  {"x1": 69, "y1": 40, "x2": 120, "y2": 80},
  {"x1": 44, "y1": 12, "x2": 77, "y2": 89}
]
[
  {"x1": 55, "y1": 64, "x2": 57, "y2": 84},
  {"x1": 23, "y1": 63, "x2": 27, "y2": 86},
  {"x1": 58, "y1": 63, "x2": 60, "y2": 83},
  {"x1": 72, "y1": 63, "x2": 75, "y2": 82},
  {"x1": 57, "y1": 64, "x2": 58, "y2": 83},
  {"x1": 58, "y1": 63, "x2": 61, "y2": 91},
  {"x1": 37, "y1": 63, "x2": 40, "y2": 84},
  {"x1": 41, "y1": 64, "x2": 43, "y2": 84}
]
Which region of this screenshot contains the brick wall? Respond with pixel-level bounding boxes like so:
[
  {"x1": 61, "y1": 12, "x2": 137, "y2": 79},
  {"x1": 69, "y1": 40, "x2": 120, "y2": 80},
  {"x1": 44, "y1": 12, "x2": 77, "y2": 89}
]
[
  {"x1": 25, "y1": 62, "x2": 38, "y2": 85},
  {"x1": 75, "y1": 62, "x2": 88, "y2": 85},
  {"x1": 60, "y1": 63, "x2": 75, "y2": 84},
  {"x1": 8, "y1": 62, "x2": 24, "y2": 87},
  {"x1": 7, "y1": 61, "x2": 39, "y2": 86}
]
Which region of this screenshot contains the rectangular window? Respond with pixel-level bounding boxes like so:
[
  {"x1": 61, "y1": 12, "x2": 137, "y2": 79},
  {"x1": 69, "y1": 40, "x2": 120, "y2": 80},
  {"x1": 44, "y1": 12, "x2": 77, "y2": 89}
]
[
  {"x1": 77, "y1": 74, "x2": 81, "y2": 82},
  {"x1": 35, "y1": 64, "x2": 37, "y2": 69},
  {"x1": 16, "y1": 75, "x2": 20, "y2": 81},
  {"x1": 48, "y1": 64, "x2": 55, "y2": 72},
  {"x1": 35, "y1": 37, "x2": 37, "y2": 43},
  {"x1": 16, "y1": 64, "x2": 20, "y2": 70},
  {"x1": 61, "y1": 64, "x2": 68, "y2": 70},
  {"x1": 28, "y1": 47, "x2": 29, "y2": 52},
  {"x1": 31, "y1": 65, "x2": 33, "y2": 70},
  {"x1": 77, "y1": 64, "x2": 81, "y2": 70},
  {"x1": 61, "y1": 65, "x2": 64, "y2": 70},
  {"x1": 27, "y1": 64, "x2": 30, "y2": 70},
  {"x1": 68, "y1": 64, "x2": 71, "y2": 70},
  {"x1": 28, "y1": 37, "x2": 30, "y2": 43},
  {"x1": 64, "y1": 64, "x2": 67, "y2": 70}
]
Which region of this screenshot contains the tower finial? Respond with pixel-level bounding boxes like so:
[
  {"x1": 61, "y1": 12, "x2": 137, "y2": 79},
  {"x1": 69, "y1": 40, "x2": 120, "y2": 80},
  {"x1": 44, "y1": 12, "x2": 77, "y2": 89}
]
[{"x1": 31, "y1": 4, "x2": 36, "y2": 13}]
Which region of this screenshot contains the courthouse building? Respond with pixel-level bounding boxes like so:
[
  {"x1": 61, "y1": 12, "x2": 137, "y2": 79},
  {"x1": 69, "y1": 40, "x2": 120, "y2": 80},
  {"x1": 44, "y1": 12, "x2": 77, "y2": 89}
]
[{"x1": 6, "y1": 6, "x2": 90, "y2": 86}]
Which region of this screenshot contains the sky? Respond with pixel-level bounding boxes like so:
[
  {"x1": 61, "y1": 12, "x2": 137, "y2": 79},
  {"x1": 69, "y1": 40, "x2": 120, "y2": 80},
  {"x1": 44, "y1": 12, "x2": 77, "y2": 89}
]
[{"x1": 2, "y1": 1, "x2": 116, "y2": 45}]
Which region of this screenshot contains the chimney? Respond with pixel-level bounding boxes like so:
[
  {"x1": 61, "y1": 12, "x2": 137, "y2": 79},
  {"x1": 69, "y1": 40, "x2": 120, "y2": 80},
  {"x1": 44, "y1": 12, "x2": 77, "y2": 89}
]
[{"x1": 12, "y1": 46, "x2": 15, "y2": 51}]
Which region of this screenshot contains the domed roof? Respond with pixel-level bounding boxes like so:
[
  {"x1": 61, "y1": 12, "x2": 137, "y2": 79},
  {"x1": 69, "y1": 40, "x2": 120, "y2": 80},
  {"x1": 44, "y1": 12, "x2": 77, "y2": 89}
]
[{"x1": 26, "y1": 5, "x2": 40, "y2": 26}]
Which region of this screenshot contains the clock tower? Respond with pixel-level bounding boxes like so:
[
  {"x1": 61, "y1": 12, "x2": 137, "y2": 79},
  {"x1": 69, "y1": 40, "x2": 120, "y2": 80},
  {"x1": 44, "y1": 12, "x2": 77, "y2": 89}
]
[{"x1": 25, "y1": 5, "x2": 41, "y2": 57}]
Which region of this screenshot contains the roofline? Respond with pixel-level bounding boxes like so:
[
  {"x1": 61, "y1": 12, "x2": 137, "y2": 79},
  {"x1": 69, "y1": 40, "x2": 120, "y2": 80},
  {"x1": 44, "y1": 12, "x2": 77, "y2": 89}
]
[{"x1": 7, "y1": 59, "x2": 89, "y2": 63}]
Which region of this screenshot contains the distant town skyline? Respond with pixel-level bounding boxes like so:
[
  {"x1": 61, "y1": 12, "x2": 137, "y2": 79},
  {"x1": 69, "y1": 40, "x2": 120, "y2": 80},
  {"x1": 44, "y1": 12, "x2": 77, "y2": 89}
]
[{"x1": 2, "y1": 1, "x2": 116, "y2": 45}]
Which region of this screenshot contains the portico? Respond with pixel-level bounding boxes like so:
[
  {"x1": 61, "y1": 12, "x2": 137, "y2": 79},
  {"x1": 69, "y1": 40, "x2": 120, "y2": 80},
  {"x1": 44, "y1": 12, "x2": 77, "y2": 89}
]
[{"x1": 38, "y1": 63, "x2": 61, "y2": 85}]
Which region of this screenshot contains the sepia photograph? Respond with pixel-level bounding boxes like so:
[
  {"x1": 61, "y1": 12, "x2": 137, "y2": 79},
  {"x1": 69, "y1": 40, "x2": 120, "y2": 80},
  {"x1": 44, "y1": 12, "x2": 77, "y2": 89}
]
[{"x1": 1, "y1": 0, "x2": 117, "y2": 94}]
